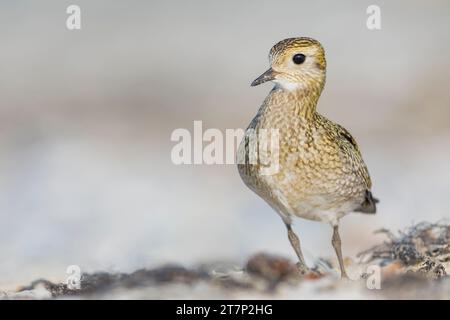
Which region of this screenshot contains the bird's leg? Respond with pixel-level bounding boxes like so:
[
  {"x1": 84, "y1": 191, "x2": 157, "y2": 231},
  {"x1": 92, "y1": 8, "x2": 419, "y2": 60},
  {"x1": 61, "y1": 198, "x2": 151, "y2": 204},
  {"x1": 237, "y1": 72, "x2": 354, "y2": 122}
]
[
  {"x1": 286, "y1": 224, "x2": 309, "y2": 274},
  {"x1": 331, "y1": 224, "x2": 348, "y2": 278}
]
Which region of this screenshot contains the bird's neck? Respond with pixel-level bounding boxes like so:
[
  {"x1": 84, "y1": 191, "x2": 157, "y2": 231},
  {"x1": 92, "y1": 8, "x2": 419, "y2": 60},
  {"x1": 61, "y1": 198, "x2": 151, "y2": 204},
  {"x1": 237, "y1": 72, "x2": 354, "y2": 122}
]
[{"x1": 268, "y1": 81, "x2": 324, "y2": 121}]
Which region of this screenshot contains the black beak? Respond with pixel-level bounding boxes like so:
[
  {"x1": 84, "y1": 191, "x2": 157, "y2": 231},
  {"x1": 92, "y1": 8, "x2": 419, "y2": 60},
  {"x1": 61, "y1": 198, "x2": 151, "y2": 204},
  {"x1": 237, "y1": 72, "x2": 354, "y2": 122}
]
[{"x1": 251, "y1": 68, "x2": 276, "y2": 86}]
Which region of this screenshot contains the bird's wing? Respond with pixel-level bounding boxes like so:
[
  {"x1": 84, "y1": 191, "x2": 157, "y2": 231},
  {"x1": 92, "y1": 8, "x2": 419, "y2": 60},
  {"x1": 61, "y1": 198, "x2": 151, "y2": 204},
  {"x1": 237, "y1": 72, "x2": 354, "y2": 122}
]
[
  {"x1": 334, "y1": 123, "x2": 379, "y2": 213},
  {"x1": 334, "y1": 123, "x2": 372, "y2": 190}
]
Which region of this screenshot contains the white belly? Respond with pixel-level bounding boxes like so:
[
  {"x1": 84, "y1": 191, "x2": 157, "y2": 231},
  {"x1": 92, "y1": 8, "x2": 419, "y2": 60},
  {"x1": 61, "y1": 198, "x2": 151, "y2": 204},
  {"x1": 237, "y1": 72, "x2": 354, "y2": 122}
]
[{"x1": 291, "y1": 197, "x2": 358, "y2": 225}]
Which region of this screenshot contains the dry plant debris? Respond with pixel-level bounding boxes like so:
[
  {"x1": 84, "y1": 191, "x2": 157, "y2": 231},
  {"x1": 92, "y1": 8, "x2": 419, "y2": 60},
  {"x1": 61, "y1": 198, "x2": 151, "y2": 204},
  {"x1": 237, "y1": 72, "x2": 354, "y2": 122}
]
[
  {"x1": 3, "y1": 221, "x2": 449, "y2": 299},
  {"x1": 358, "y1": 221, "x2": 449, "y2": 279}
]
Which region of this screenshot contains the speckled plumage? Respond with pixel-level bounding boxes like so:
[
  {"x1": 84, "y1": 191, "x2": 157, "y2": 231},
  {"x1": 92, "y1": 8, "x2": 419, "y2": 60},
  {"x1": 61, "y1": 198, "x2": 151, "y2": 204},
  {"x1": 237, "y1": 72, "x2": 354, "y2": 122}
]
[{"x1": 237, "y1": 37, "x2": 378, "y2": 277}]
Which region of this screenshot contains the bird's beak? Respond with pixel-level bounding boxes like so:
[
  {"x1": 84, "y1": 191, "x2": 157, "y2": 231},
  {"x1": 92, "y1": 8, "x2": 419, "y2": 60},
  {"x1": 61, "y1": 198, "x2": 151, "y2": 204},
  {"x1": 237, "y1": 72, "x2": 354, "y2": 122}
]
[{"x1": 251, "y1": 68, "x2": 277, "y2": 86}]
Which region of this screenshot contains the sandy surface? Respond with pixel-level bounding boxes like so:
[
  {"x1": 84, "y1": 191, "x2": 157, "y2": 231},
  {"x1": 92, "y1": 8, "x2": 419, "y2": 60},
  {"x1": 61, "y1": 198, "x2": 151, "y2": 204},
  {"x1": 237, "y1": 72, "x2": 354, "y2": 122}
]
[{"x1": 3, "y1": 222, "x2": 448, "y2": 300}]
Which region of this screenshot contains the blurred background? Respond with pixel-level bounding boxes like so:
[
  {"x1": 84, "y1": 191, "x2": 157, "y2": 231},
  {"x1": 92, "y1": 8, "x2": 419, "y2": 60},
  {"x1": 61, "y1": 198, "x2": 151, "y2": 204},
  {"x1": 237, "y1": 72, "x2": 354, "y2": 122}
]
[{"x1": 1, "y1": 0, "x2": 450, "y2": 290}]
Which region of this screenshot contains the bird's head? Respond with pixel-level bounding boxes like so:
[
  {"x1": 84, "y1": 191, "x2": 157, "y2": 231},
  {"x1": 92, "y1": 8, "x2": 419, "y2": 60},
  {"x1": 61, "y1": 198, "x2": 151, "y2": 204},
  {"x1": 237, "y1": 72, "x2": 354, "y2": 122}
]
[{"x1": 251, "y1": 37, "x2": 326, "y2": 92}]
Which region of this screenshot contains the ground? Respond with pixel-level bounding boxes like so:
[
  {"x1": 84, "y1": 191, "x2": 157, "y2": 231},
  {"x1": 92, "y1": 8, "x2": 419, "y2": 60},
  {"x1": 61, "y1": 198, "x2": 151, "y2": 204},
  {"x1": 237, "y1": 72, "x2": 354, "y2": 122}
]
[{"x1": 2, "y1": 222, "x2": 449, "y2": 300}]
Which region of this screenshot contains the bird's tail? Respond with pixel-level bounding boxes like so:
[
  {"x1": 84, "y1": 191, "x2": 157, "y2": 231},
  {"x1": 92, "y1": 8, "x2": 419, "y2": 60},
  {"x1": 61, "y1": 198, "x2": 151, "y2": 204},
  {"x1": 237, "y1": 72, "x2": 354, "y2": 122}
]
[{"x1": 355, "y1": 190, "x2": 378, "y2": 214}]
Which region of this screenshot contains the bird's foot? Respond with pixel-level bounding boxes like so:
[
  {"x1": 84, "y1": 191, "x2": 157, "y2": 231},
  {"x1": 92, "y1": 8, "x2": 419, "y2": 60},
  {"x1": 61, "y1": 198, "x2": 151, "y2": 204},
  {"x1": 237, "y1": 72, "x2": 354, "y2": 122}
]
[
  {"x1": 295, "y1": 263, "x2": 325, "y2": 279},
  {"x1": 295, "y1": 262, "x2": 310, "y2": 275},
  {"x1": 340, "y1": 272, "x2": 350, "y2": 280}
]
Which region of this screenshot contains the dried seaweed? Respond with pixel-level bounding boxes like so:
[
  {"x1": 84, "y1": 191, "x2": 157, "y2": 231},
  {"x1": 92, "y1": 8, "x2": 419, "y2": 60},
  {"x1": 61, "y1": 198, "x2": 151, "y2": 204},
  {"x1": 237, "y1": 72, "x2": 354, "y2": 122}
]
[
  {"x1": 5, "y1": 222, "x2": 450, "y2": 299},
  {"x1": 358, "y1": 221, "x2": 449, "y2": 279}
]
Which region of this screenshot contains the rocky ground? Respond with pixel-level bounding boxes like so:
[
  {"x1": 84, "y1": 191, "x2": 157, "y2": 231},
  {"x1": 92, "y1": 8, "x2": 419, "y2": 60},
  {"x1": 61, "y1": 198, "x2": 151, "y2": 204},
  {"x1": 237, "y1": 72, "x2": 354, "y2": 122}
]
[{"x1": 2, "y1": 222, "x2": 449, "y2": 300}]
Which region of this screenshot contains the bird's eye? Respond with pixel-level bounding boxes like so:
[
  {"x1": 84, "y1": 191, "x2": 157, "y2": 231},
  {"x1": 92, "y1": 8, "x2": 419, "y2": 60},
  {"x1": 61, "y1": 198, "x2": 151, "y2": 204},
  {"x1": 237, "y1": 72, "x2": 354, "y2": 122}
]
[{"x1": 293, "y1": 53, "x2": 306, "y2": 64}]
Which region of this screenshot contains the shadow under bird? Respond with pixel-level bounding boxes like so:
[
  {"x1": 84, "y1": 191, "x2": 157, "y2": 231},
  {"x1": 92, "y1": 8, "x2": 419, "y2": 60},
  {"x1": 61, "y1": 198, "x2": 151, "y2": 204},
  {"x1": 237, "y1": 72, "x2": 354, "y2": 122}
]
[{"x1": 237, "y1": 37, "x2": 378, "y2": 278}]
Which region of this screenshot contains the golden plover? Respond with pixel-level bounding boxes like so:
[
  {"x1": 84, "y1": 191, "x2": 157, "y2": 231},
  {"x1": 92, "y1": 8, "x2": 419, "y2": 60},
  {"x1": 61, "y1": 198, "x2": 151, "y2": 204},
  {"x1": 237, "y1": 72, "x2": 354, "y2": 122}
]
[{"x1": 237, "y1": 37, "x2": 378, "y2": 278}]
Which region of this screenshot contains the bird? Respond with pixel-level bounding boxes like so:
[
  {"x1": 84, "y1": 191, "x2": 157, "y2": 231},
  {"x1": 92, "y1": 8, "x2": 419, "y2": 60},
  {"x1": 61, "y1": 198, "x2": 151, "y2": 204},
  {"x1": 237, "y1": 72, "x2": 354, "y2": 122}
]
[{"x1": 237, "y1": 37, "x2": 378, "y2": 278}]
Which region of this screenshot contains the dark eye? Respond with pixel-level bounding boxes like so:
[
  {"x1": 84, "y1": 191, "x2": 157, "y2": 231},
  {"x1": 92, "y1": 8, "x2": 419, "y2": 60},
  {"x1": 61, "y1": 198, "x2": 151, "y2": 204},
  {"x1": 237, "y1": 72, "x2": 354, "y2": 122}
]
[{"x1": 293, "y1": 53, "x2": 306, "y2": 64}]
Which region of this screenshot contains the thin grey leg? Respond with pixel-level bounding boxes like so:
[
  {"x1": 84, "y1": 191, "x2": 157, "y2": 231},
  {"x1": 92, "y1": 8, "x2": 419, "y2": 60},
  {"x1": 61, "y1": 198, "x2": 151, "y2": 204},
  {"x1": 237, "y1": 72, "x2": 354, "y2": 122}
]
[
  {"x1": 286, "y1": 224, "x2": 309, "y2": 274},
  {"x1": 332, "y1": 225, "x2": 348, "y2": 278}
]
